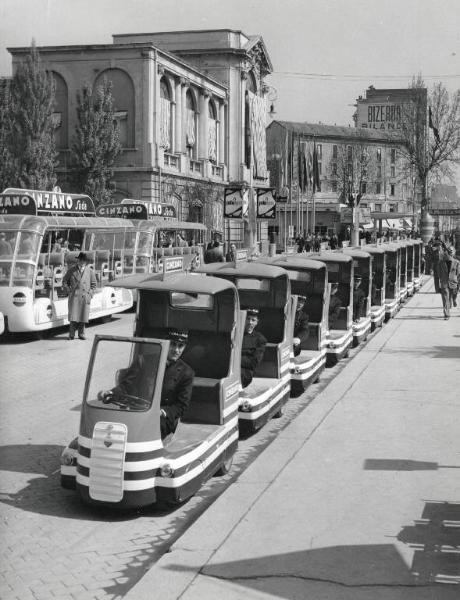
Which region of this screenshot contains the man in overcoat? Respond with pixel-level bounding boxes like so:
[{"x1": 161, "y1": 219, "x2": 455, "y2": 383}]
[
  {"x1": 160, "y1": 330, "x2": 195, "y2": 439},
  {"x1": 436, "y1": 247, "x2": 451, "y2": 319},
  {"x1": 240, "y1": 309, "x2": 267, "y2": 388},
  {"x1": 62, "y1": 252, "x2": 97, "y2": 340},
  {"x1": 352, "y1": 276, "x2": 366, "y2": 322},
  {"x1": 447, "y1": 246, "x2": 460, "y2": 308},
  {"x1": 293, "y1": 295, "x2": 309, "y2": 356}
]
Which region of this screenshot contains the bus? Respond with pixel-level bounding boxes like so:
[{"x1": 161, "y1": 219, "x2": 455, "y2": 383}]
[
  {"x1": 0, "y1": 189, "x2": 134, "y2": 334},
  {"x1": 93, "y1": 198, "x2": 207, "y2": 275}
]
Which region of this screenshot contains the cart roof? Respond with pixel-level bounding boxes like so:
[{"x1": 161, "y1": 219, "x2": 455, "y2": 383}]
[
  {"x1": 265, "y1": 256, "x2": 328, "y2": 271},
  {"x1": 198, "y1": 261, "x2": 289, "y2": 280},
  {"x1": 111, "y1": 272, "x2": 235, "y2": 295}
]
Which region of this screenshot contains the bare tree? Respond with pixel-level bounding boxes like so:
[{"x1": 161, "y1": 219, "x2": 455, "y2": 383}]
[
  {"x1": 332, "y1": 141, "x2": 376, "y2": 206},
  {"x1": 398, "y1": 75, "x2": 460, "y2": 214},
  {"x1": 328, "y1": 140, "x2": 377, "y2": 245}
]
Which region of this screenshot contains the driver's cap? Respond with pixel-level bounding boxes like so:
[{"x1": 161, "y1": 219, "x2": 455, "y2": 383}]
[{"x1": 168, "y1": 329, "x2": 189, "y2": 343}]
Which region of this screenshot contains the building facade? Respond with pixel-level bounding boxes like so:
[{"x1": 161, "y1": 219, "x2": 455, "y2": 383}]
[
  {"x1": 267, "y1": 121, "x2": 414, "y2": 247},
  {"x1": 8, "y1": 29, "x2": 273, "y2": 244}
]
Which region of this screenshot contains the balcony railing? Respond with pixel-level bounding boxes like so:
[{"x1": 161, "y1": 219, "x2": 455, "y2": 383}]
[
  {"x1": 211, "y1": 164, "x2": 223, "y2": 178},
  {"x1": 164, "y1": 152, "x2": 179, "y2": 169},
  {"x1": 189, "y1": 159, "x2": 202, "y2": 174}
]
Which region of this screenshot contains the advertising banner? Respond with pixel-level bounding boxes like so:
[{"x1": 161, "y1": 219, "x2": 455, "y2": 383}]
[
  {"x1": 3, "y1": 188, "x2": 95, "y2": 215},
  {"x1": 224, "y1": 187, "x2": 249, "y2": 219},
  {"x1": 121, "y1": 199, "x2": 176, "y2": 219},
  {"x1": 96, "y1": 203, "x2": 148, "y2": 219},
  {"x1": 256, "y1": 188, "x2": 276, "y2": 219},
  {"x1": 0, "y1": 193, "x2": 36, "y2": 215}
]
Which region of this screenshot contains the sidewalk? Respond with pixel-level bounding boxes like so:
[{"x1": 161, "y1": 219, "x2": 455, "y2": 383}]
[{"x1": 126, "y1": 277, "x2": 460, "y2": 600}]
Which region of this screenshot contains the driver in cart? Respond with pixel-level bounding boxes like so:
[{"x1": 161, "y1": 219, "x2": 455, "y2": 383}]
[{"x1": 99, "y1": 329, "x2": 194, "y2": 439}]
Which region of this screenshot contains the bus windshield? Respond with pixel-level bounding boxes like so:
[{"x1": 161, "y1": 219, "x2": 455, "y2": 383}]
[{"x1": 0, "y1": 229, "x2": 40, "y2": 287}]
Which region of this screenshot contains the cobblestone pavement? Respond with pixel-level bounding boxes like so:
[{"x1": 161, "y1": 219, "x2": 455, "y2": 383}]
[{"x1": 0, "y1": 311, "x2": 350, "y2": 600}]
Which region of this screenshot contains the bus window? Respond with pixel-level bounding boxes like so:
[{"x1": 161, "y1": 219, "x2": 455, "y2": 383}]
[
  {"x1": 0, "y1": 231, "x2": 16, "y2": 256},
  {"x1": 137, "y1": 232, "x2": 153, "y2": 254},
  {"x1": 135, "y1": 255, "x2": 149, "y2": 273},
  {"x1": 17, "y1": 232, "x2": 40, "y2": 259},
  {"x1": 12, "y1": 262, "x2": 35, "y2": 287},
  {"x1": 125, "y1": 231, "x2": 136, "y2": 250},
  {"x1": 0, "y1": 263, "x2": 12, "y2": 286},
  {"x1": 67, "y1": 230, "x2": 83, "y2": 251}
]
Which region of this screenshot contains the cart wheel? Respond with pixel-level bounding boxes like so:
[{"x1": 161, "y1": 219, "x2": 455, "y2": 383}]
[
  {"x1": 215, "y1": 455, "x2": 233, "y2": 476},
  {"x1": 273, "y1": 406, "x2": 284, "y2": 418}
]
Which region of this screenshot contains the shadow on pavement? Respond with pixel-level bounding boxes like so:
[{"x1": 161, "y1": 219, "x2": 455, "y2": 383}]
[
  {"x1": 163, "y1": 543, "x2": 459, "y2": 599},
  {"x1": 363, "y1": 459, "x2": 460, "y2": 471},
  {"x1": 398, "y1": 501, "x2": 460, "y2": 585},
  {"x1": 380, "y1": 345, "x2": 460, "y2": 359}
]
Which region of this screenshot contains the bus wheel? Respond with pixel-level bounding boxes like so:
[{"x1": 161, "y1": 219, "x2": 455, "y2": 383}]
[{"x1": 215, "y1": 455, "x2": 233, "y2": 476}]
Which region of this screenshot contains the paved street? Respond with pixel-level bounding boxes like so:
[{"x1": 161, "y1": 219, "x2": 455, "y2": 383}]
[
  {"x1": 1, "y1": 277, "x2": 459, "y2": 599},
  {"x1": 0, "y1": 307, "x2": 349, "y2": 600}
]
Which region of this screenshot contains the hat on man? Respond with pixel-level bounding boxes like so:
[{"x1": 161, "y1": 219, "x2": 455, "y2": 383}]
[
  {"x1": 297, "y1": 295, "x2": 307, "y2": 303},
  {"x1": 354, "y1": 275, "x2": 362, "y2": 281},
  {"x1": 246, "y1": 308, "x2": 259, "y2": 316},
  {"x1": 167, "y1": 329, "x2": 189, "y2": 343},
  {"x1": 76, "y1": 251, "x2": 89, "y2": 262}
]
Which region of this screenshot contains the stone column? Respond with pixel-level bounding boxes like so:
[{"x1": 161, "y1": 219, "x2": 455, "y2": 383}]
[
  {"x1": 175, "y1": 77, "x2": 183, "y2": 153},
  {"x1": 199, "y1": 89, "x2": 210, "y2": 160},
  {"x1": 219, "y1": 100, "x2": 226, "y2": 165}
]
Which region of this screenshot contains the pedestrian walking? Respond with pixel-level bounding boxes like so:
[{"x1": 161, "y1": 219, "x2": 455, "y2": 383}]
[
  {"x1": 436, "y1": 246, "x2": 451, "y2": 319},
  {"x1": 447, "y1": 246, "x2": 460, "y2": 308},
  {"x1": 62, "y1": 252, "x2": 97, "y2": 339}
]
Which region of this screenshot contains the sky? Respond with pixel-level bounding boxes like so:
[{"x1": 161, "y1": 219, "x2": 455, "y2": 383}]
[{"x1": 1, "y1": 0, "x2": 460, "y2": 181}]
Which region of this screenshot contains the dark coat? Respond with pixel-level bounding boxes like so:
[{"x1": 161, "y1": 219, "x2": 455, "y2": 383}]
[
  {"x1": 63, "y1": 264, "x2": 97, "y2": 323},
  {"x1": 353, "y1": 286, "x2": 366, "y2": 320},
  {"x1": 328, "y1": 295, "x2": 342, "y2": 328},
  {"x1": 437, "y1": 251, "x2": 450, "y2": 289},
  {"x1": 448, "y1": 257, "x2": 460, "y2": 289},
  {"x1": 293, "y1": 308, "x2": 309, "y2": 355},
  {"x1": 241, "y1": 329, "x2": 267, "y2": 388},
  {"x1": 110, "y1": 356, "x2": 194, "y2": 437},
  {"x1": 161, "y1": 359, "x2": 195, "y2": 435}
]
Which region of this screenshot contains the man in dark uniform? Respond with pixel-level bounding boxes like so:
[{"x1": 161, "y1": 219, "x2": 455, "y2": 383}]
[
  {"x1": 328, "y1": 283, "x2": 342, "y2": 328},
  {"x1": 160, "y1": 330, "x2": 195, "y2": 438},
  {"x1": 100, "y1": 330, "x2": 194, "y2": 439},
  {"x1": 241, "y1": 309, "x2": 267, "y2": 388},
  {"x1": 352, "y1": 276, "x2": 366, "y2": 322},
  {"x1": 293, "y1": 295, "x2": 309, "y2": 356}
]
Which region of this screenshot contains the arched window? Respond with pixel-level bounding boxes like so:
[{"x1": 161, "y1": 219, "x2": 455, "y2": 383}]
[
  {"x1": 208, "y1": 100, "x2": 218, "y2": 163},
  {"x1": 159, "y1": 77, "x2": 172, "y2": 151},
  {"x1": 95, "y1": 68, "x2": 135, "y2": 147},
  {"x1": 246, "y1": 71, "x2": 258, "y2": 94},
  {"x1": 185, "y1": 89, "x2": 197, "y2": 159},
  {"x1": 51, "y1": 72, "x2": 68, "y2": 149}
]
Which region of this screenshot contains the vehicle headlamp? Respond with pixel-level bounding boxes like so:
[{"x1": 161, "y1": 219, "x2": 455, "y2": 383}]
[
  {"x1": 160, "y1": 464, "x2": 174, "y2": 478},
  {"x1": 240, "y1": 399, "x2": 252, "y2": 412},
  {"x1": 60, "y1": 447, "x2": 77, "y2": 467}
]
